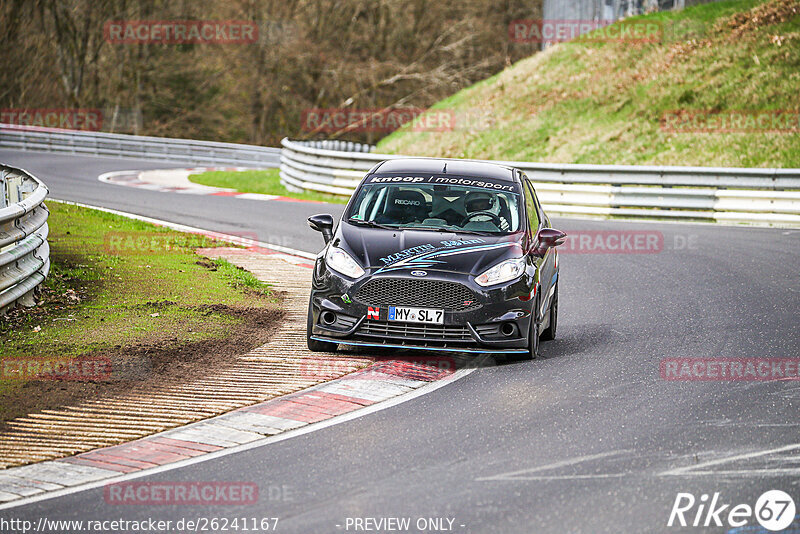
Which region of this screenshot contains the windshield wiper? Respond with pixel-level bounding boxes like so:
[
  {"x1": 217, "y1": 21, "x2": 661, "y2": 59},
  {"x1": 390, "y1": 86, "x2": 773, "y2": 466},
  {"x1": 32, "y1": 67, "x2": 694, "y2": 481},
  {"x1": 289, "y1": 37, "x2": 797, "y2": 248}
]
[
  {"x1": 397, "y1": 225, "x2": 452, "y2": 232},
  {"x1": 347, "y1": 219, "x2": 396, "y2": 230},
  {"x1": 397, "y1": 225, "x2": 499, "y2": 237},
  {"x1": 452, "y1": 229, "x2": 498, "y2": 236}
]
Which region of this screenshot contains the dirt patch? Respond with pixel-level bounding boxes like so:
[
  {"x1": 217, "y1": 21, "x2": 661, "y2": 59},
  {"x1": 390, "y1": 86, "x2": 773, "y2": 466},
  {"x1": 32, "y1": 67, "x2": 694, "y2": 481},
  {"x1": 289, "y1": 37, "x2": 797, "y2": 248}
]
[
  {"x1": 0, "y1": 302, "x2": 285, "y2": 429},
  {"x1": 1, "y1": 264, "x2": 89, "y2": 330},
  {"x1": 195, "y1": 258, "x2": 218, "y2": 270},
  {"x1": 632, "y1": 0, "x2": 797, "y2": 84},
  {"x1": 722, "y1": 0, "x2": 800, "y2": 39}
]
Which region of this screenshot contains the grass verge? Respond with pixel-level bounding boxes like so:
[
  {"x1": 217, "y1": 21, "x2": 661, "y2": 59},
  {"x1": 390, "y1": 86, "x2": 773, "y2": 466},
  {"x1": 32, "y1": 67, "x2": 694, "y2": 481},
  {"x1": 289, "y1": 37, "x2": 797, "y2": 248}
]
[
  {"x1": 0, "y1": 202, "x2": 283, "y2": 423},
  {"x1": 189, "y1": 168, "x2": 350, "y2": 204},
  {"x1": 377, "y1": 0, "x2": 800, "y2": 167}
]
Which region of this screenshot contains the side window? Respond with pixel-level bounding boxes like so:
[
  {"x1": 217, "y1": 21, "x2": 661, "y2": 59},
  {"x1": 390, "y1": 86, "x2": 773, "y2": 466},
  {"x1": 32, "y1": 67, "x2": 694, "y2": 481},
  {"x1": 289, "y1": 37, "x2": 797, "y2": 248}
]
[
  {"x1": 532, "y1": 185, "x2": 549, "y2": 228},
  {"x1": 524, "y1": 175, "x2": 550, "y2": 229},
  {"x1": 523, "y1": 178, "x2": 539, "y2": 234}
]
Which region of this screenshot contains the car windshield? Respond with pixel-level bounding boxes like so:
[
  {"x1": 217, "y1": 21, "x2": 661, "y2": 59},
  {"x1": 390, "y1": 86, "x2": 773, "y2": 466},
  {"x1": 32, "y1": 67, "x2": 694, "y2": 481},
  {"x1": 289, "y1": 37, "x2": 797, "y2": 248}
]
[{"x1": 346, "y1": 179, "x2": 522, "y2": 234}]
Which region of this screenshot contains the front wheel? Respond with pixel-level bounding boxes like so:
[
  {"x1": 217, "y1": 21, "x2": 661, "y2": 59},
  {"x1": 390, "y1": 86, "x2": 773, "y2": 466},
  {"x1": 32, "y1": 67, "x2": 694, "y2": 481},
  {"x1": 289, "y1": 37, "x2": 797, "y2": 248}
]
[
  {"x1": 518, "y1": 294, "x2": 540, "y2": 360},
  {"x1": 307, "y1": 295, "x2": 337, "y2": 352},
  {"x1": 527, "y1": 309, "x2": 540, "y2": 359}
]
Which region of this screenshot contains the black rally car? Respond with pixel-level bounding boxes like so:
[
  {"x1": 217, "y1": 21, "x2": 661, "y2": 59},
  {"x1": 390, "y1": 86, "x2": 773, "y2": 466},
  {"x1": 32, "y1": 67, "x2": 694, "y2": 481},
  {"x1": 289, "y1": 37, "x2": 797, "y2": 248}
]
[{"x1": 306, "y1": 158, "x2": 565, "y2": 359}]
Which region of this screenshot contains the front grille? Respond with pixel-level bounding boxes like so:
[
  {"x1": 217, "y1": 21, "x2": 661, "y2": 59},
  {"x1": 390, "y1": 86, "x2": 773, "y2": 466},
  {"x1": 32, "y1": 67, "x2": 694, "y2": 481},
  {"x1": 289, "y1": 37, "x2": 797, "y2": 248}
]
[
  {"x1": 358, "y1": 321, "x2": 473, "y2": 342},
  {"x1": 355, "y1": 278, "x2": 479, "y2": 311}
]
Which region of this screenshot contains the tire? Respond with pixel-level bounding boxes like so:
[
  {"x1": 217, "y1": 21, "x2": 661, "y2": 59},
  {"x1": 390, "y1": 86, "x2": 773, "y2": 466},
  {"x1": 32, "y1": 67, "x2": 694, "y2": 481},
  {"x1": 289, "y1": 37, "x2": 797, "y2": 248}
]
[
  {"x1": 515, "y1": 293, "x2": 540, "y2": 361},
  {"x1": 307, "y1": 296, "x2": 338, "y2": 352},
  {"x1": 527, "y1": 304, "x2": 540, "y2": 359},
  {"x1": 540, "y1": 283, "x2": 558, "y2": 342}
]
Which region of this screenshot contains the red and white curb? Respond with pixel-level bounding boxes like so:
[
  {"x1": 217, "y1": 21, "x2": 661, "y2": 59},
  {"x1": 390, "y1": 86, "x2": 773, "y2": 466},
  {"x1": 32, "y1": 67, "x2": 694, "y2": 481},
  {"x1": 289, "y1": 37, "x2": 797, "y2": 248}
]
[
  {"x1": 0, "y1": 200, "x2": 476, "y2": 509},
  {"x1": 98, "y1": 167, "x2": 320, "y2": 203},
  {"x1": 0, "y1": 360, "x2": 470, "y2": 508}
]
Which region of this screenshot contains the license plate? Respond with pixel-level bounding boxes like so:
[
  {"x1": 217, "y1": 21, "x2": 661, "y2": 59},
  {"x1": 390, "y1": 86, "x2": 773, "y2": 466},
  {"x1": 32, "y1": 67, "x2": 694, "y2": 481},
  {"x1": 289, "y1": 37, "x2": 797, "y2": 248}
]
[{"x1": 388, "y1": 306, "x2": 444, "y2": 324}]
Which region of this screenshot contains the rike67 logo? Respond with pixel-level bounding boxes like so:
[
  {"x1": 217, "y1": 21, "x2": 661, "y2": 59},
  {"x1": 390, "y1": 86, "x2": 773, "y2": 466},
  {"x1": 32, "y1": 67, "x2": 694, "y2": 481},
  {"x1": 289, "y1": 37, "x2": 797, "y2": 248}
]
[{"x1": 668, "y1": 490, "x2": 796, "y2": 531}]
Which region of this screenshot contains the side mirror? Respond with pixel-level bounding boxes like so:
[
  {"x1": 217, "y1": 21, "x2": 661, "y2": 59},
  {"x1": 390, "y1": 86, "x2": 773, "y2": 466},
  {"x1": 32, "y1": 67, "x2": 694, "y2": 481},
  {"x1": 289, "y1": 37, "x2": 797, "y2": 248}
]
[
  {"x1": 308, "y1": 214, "x2": 334, "y2": 244},
  {"x1": 532, "y1": 228, "x2": 567, "y2": 256}
]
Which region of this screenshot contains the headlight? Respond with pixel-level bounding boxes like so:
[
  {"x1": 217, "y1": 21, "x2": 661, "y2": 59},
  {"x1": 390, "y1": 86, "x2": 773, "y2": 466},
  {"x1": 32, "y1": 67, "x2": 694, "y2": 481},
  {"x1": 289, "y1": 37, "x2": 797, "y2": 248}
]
[
  {"x1": 325, "y1": 246, "x2": 365, "y2": 279},
  {"x1": 475, "y1": 257, "x2": 526, "y2": 287}
]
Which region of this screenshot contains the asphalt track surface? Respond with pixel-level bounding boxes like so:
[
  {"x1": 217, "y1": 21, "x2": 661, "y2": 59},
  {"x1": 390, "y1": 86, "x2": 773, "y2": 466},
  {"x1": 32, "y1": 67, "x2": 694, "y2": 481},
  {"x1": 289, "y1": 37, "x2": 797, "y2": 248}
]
[{"x1": 2, "y1": 150, "x2": 799, "y2": 533}]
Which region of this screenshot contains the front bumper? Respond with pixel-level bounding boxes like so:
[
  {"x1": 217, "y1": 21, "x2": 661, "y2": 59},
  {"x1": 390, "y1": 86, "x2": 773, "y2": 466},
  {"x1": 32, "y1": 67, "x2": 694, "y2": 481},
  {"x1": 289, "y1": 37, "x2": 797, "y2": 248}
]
[{"x1": 310, "y1": 263, "x2": 535, "y2": 354}]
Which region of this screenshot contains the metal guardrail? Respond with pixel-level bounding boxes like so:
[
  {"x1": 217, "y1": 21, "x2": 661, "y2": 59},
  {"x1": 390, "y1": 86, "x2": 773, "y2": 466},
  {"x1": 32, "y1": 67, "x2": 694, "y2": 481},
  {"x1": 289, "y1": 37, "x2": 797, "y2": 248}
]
[
  {"x1": 297, "y1": 139, "x2": 375, "y2": 153},
  {"x1": 0, "y1": 124, "x2": 281, "y2": 168},
  {"x1": 0, "y1": 164, "x2": 49, "y2": 315},
  {"x1": 280, "y1": 138, "x2": 800, "y2": 226}
]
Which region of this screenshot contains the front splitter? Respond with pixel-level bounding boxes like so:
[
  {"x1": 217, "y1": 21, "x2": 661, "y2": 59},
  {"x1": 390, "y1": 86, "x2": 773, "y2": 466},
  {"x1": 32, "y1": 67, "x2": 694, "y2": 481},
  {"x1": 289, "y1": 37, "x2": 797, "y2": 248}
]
[{"x1": 311, "y1": 336, "x2": 529, "y2": 354}]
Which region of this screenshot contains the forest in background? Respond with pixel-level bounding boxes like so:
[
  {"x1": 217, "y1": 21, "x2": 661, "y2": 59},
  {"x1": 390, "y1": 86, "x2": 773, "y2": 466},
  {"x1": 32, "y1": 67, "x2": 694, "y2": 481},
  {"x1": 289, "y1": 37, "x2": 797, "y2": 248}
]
[{"x1": 0, "y1": 0, "x2": 542, "y2": 145}]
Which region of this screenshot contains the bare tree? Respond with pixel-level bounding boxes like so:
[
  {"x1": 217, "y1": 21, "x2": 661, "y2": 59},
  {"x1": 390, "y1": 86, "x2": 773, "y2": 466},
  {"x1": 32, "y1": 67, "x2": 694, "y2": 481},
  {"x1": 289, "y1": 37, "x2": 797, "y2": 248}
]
[
  {"x1": 38, "y1": 0, "x2": 115, "y2": 106},
  {"x1": 2, "y1": 0, "x2": 542, "y2": 143}
]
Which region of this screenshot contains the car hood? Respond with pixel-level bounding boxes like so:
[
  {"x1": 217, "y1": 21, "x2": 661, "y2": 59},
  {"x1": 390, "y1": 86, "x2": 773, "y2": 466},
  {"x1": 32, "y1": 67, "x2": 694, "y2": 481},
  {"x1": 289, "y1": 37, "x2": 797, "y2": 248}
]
[{"x1": 337, "y1": 222, "x2": 524, "y2": 276}]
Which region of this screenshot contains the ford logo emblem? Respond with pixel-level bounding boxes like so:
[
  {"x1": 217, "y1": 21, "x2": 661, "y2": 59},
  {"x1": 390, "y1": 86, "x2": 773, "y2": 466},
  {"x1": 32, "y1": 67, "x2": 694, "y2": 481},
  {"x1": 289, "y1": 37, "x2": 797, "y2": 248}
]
[{"x1": 410, "y1": 270, "x2": 427, "y2": 277}]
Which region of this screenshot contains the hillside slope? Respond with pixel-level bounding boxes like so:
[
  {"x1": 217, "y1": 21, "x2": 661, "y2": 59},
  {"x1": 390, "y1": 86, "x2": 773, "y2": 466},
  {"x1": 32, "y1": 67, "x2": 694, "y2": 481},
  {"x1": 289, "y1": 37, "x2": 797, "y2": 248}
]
[{"x1": 378, "y1": 0, "x2": 800, "y2": 167}]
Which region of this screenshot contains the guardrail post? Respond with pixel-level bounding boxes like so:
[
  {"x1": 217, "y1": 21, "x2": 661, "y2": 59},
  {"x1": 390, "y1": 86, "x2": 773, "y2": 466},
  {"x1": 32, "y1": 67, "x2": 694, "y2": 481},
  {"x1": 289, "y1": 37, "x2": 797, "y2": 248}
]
[{"x1": 0, "y1": 171, "x2": 6, "y2": 209}]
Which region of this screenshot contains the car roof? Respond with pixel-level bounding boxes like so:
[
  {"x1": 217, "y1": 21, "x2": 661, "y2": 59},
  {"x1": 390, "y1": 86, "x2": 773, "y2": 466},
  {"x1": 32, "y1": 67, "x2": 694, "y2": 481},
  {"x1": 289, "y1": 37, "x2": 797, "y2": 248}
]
[{"x1": 372, "y1": 158, "x2": 518, "y2": 182}]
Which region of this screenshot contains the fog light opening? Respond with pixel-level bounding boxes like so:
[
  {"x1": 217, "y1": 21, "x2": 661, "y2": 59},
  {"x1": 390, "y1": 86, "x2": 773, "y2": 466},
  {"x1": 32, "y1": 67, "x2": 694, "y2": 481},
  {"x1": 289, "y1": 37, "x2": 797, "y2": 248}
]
[
  {"x1": 320, "y1": 311, "x2": 337, "y2": 325},
  {"x1": 500, "y1": 322, "x2": 516, "y2": 337}
]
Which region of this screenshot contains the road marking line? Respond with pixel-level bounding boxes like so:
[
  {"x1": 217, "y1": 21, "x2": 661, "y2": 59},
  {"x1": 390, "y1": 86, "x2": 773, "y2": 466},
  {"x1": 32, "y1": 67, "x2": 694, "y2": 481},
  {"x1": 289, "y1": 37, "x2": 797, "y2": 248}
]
[
  {"x1": 475, "y1": 450, "x2": 632, "y2": 481},
  {"x1": 660, "y1": 442, "x2": 800, "y2": 477}
]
